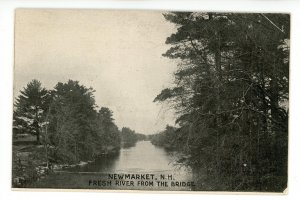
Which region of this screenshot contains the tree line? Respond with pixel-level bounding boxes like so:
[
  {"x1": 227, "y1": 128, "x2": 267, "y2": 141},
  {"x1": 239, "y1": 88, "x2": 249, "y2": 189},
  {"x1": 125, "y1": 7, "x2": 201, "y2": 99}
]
[
  {"x1": 13, "y1": 79, "x2": 143, "y2": 164},
  {"x1": 121, "y1": 127, "x2": 146, "y2": 148},
  {"x1": 153, "y1": 12, "x2": 289, "y2": 192},
  {"x1": 149, "y1": 125, "x2": 180, "y2": 150}
]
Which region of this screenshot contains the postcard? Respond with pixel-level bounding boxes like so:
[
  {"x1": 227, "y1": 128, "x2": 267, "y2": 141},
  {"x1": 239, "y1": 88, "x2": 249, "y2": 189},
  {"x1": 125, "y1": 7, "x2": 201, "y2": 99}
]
[{"x1": 12, "y1": 9, "x2": 289, "y2": 192}]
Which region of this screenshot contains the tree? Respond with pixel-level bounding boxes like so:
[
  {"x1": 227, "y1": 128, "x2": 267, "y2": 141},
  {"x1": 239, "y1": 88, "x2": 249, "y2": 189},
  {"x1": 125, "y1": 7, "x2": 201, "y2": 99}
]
[
  {"x1": 155, "y1": 12, "x2": 289, "y2": 191},
  {"x1": 97, "y1": 107, "x2": 121, "y2": 149},
  {"x1": 150, "y1": 125, "x2": 180, "y2": 150},
  {"x1": 47, "y1": 80, "x2": 99, "y2": 163},
  {"x1": 13, "y1": 79, "x2": 50, "y2": 143},
  {"x1": 98, "y1": 107, "x2": 115, "y2": 130},
  {"x1": 47, "y1": 80, "x2": 122, "y2": 163},
  {"x1": 121, "y1": 127, "x2": 138, "y2": 147}
]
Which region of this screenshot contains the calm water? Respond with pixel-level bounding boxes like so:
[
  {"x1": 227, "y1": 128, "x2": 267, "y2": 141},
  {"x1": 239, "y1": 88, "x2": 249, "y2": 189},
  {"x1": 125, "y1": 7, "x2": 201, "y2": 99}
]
[{"x1": 31, "y1": 141, "x2": 196, "y2": 191}]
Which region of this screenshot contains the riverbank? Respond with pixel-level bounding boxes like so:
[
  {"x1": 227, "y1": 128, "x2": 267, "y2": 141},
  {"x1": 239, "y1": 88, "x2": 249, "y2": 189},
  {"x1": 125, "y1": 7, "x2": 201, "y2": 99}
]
[
  {"x1": 12, "y1": 136, "x2": 120, "y2": 188},
  {"x1": 23, "y1": 141, "x2": 194, "y2": 191}
]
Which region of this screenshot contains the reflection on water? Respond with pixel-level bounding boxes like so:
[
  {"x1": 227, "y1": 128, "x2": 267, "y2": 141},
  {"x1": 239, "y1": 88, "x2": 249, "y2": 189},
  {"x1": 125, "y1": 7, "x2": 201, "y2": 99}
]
[
  {"x1": 70, "y1": 141, "x2": 189, "y2": 174},
  {"x1": 31, "y1": 141, "x2": 195, "y2": 190},
  {"x1": 69, "y1": 141, "x2": 190, "y2": 175},
  {"x1": 115, "y1": 140, "x2": 187, "y2": 173}
]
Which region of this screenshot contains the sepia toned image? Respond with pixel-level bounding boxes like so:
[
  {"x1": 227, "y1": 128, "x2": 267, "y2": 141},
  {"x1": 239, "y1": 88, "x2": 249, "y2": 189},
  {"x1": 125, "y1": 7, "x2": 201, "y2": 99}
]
[{"x1": 12, "y1": 9, "x2": 289, "y2": 192}]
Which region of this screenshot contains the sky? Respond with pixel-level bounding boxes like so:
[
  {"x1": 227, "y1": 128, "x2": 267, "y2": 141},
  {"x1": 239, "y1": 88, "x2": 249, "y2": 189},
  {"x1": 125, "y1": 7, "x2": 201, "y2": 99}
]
[{"x1": 14, "y1": 9, "x2": 178, "y2": 135}]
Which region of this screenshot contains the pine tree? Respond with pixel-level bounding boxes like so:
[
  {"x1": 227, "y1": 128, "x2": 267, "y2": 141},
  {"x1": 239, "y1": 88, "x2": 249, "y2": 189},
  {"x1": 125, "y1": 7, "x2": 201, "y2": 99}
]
[
  {"x1": 48, "y1": 80, "x2": 98, "y2": 163},
  {"x1": 13, "y1": 79, "x2": 50, "y2": 143},
  {"x1": 155, "y1": 12, "x2": 289, "y2": 191},
  {"x1": 97, "y1": 107, "x2": 121, "y2": 148}
]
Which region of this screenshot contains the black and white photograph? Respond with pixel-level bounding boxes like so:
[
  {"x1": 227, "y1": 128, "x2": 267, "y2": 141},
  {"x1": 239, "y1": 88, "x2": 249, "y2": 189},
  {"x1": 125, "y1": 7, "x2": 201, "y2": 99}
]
[{"x1": 11, "y1": 9, "x2": 289, "y2": 192}]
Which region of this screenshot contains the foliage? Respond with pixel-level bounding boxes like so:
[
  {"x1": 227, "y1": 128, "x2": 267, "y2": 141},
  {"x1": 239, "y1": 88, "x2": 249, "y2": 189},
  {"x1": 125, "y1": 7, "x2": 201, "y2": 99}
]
[
  {"x1": 154, "y1": 12, "x2": 289, "y2": 192},
  {"x1": 13, "y1": 79, "x2": 123, "y2": 165},
  {"x1": 47, "y1": 80, "x2": 121, "y2": 163},
  {"x1": 97, "y1": 107, "x2": 121, "y2": 149},
  {"x1": 120, "y1": 127, "x2": 143, "y2": 148},
  {"x1": 150, "y1": 125, "x2": 185, "y2": 150},
  {"x1": 13, "y1": 79, "x2": 51, "y2": 143}
]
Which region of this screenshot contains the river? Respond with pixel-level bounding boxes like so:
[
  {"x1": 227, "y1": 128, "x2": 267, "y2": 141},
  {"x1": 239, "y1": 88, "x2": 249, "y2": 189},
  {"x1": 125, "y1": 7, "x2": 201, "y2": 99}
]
[{"x1": 30, "y1": 141, "x2": 197, "y2": 191}]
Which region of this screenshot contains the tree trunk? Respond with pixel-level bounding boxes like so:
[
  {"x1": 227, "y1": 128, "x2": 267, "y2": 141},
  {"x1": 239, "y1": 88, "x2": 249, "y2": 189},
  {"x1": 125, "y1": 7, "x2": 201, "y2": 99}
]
[{"x1": 36, "y1": 127, "x2": 41, "y2": 144}]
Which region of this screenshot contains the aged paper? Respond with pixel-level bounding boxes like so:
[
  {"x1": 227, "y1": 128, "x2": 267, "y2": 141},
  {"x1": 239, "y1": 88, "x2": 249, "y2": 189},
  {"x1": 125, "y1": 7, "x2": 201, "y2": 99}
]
[{"x1": 12, "y1": 9, "x2": 289, "y2": 192}]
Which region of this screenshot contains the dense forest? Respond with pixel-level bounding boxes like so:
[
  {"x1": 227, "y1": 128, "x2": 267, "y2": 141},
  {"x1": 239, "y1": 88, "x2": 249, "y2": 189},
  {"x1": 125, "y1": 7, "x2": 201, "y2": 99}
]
[
  {"x1": 149, "y1": 125, "x2": 180, "y2": 150},
  {"x1": 12, "y1": 79, "x2": 144, "y2": 186},
  {"x1": 152, "y1": 12, "x2": 289, "y2": 192},
  {"x1": 121, "y1": 127, "x2": 147, "y2": 148}
]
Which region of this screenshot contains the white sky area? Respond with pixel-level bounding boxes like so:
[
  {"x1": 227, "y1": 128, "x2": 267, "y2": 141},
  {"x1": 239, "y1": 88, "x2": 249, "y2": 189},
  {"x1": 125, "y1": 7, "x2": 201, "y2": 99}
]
[{"x1": 14, "y1": 9, "x2": 178, "y2": 135}]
